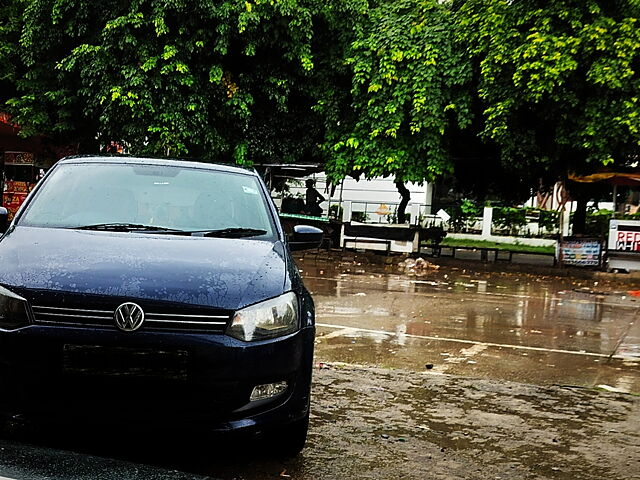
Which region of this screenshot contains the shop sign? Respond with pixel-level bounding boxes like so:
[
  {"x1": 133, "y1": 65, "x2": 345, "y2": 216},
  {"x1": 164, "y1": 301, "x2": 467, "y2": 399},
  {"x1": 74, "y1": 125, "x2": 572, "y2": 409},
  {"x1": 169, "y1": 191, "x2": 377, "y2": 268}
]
[
  {"x1": 4, "y1": 181, "x2": 31, "y2": 193},
  {"x1": 559, "y1": 238, "x2": 602, "y2": 267},
  {"x1": 615, "y1": 230, "x2": 640, "y2": 251},
  {"x1": 4, "y1": 151, "x2": 35, "y2": 165},
  {"x1": 609, "y1": 220, "x2": 640, "y2": 252},
  {"x1": 2, "y1": 192, "x2": 28, "y2": 221}
]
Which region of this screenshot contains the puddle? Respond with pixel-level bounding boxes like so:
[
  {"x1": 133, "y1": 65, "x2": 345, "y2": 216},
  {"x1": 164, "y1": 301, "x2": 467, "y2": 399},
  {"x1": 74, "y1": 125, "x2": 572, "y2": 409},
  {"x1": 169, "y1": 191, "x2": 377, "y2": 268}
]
[{"x1": 300, "y1": 255, "x2": 640, "y2": 393}]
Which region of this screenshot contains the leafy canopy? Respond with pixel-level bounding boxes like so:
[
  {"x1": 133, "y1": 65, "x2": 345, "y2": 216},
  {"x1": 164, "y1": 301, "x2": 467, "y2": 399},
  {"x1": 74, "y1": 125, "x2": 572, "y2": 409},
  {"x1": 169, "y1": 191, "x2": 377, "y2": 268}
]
[
  {"x1": 7, "y1": 0, "x2": 357, "y2": 162},
  {"x1": 454, "y1": 0, "x2": 640, "y2": 181},
  {"x1": 324, "y1": 0, "x2": 473, "y2": 183},
  {"x1": 3, "y1": 0, "x2": 640, "y2": 195}
]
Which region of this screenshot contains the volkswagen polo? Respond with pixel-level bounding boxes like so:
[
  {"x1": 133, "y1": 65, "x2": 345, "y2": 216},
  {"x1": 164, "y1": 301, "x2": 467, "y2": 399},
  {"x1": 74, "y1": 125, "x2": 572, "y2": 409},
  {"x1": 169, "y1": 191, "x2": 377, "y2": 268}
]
[{"x1": 0, "y1": 156, "x2": 321, "y2": 455}]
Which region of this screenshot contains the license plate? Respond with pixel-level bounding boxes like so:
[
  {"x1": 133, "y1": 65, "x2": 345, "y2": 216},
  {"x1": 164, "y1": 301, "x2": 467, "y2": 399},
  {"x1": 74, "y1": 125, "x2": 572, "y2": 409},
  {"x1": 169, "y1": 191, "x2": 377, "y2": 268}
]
[{"x1": 62, "y1": 344, "x2": 188, "y2": 380}]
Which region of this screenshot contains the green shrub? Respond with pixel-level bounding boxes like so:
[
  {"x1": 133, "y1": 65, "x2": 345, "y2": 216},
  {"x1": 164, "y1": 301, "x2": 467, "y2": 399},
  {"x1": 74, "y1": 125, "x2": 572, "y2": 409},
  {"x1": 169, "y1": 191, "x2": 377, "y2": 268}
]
[
  {"x1": 329, "y1": 204, "x2": 343, "y2": 220},
  {"x1": 579, "y1": 209, "x2": 640, "y2": 237},
  {"x1": 352, "y1": 211, "x2": 369, "y2": 223},
  {"x1": 493, "y1": 207, "x2": 528, "y2": 235},
  {"x1": 449, "y1": 199, "x2": 481, "y2": 232},
  {"x1": 525, "y1": 207, "x2": 559, "y2": 233},
  {"x1": 585, "y1": 209, "x2": 613, "y2": 237}
]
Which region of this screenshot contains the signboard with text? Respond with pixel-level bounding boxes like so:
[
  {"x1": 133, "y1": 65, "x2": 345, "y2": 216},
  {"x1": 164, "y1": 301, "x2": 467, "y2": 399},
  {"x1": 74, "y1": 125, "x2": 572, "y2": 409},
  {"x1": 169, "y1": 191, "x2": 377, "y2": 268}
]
[
  {"x1": 608, "y1": 220, "x2": 640, "y2": 252},
  {"x1": 559, "y1": 237, "x2": 602, "y2": 267},
  {"x1": 2, "y1": 192, "x2": 28, "y2": 220},
  {"x1": 4, "y1": 151, "x2": 34, "y2": 165}
]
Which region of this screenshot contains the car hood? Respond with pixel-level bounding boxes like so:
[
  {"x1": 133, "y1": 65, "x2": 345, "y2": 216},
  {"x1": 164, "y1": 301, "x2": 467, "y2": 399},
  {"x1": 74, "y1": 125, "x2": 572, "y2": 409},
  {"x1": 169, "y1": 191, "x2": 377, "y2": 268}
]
[{"x1": 0, "y1": 227, "x2": 290, "y2": 310}]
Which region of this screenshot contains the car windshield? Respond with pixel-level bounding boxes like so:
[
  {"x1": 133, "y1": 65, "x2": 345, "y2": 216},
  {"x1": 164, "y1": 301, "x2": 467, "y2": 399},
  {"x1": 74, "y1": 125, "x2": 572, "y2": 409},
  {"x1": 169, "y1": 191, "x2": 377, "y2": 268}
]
[{"x1": 18, "y1": 162, "x2": 276, "y2": 238}]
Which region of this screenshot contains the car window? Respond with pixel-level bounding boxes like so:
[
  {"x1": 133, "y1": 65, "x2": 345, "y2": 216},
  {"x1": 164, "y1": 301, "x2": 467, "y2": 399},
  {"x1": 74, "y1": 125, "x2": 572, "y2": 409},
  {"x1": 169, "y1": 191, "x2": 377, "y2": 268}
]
[{"x1": 18, "y1": 162, "x2": 276, "y2": 237}]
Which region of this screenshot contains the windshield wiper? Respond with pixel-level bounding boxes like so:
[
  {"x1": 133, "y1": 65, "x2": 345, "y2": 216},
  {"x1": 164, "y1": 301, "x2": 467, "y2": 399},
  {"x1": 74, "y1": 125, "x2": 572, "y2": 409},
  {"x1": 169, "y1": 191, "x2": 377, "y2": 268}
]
[
  {"x1": 71, "y1": 224, "x2": 267, "y2": 238},
  {"x1": 192, "y1": 228, "x2": 268, "y2": 238},
  {"x1": 71, "y1": 223, "x2": 187, "y2": 233}
]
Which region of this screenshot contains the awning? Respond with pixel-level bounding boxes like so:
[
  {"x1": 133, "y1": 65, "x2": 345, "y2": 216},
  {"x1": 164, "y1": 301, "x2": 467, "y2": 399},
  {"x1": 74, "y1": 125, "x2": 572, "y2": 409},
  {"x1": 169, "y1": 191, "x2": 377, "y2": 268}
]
[
  {"x1": 258, "y1": 163, "x2": 323, "y2": 178},
  {"x1": 569, "y1": 172, "x2": 640, "y2": 186}
]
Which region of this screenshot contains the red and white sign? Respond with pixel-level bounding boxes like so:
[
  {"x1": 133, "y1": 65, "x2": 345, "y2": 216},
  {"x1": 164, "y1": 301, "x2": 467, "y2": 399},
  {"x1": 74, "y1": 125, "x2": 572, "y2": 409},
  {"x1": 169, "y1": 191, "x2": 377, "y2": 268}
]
[
  {"x1": 609, "y1": 220, "x2": 640, "y2": 252},
  {"x1": 616, "y1": 231, "x2": 640, "y2": 251}
]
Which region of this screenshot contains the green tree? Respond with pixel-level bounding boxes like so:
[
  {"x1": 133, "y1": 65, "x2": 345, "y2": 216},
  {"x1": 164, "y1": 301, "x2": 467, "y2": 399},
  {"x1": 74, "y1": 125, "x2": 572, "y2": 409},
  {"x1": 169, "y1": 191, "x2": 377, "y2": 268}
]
[
  {"x1": 317, "y1": 0, "x2": 472, "y2": 221},
  {"x1": 453, "y1": 0, "x2": 640, "y2": 229},
  {"x1": 5, "y1": 0, "x2": 365, "y2": 162},
  {"x1": 5, "y1": 0, "x2": 640, "y2": 227},
  {"x1": 0, "y1": 0, "x2": 24, "y2": 106},
  {"x1": 323, "y1": 0, "x2": 473, "y2": 184}
]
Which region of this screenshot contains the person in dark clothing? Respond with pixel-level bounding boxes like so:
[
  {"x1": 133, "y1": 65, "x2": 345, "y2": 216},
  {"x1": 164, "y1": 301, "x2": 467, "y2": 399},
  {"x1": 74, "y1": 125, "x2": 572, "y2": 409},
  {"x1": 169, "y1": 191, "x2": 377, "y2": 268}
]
[{"x1": 305, "y1": 179, "x2": 325, "y2": 216}]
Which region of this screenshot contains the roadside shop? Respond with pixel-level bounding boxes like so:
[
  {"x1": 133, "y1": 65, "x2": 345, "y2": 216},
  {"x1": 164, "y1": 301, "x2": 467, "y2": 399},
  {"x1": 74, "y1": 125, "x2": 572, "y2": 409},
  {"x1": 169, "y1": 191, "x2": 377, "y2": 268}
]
[{"x1": 0, "y1": 112, "x2": 69, "y2": 219}]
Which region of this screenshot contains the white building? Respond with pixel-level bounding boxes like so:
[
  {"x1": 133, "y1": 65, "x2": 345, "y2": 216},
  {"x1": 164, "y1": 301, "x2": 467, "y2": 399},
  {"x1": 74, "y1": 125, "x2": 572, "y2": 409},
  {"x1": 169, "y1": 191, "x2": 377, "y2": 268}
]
[{"x1": 279, "y1": 174, "x2": 434, "y2": 223}]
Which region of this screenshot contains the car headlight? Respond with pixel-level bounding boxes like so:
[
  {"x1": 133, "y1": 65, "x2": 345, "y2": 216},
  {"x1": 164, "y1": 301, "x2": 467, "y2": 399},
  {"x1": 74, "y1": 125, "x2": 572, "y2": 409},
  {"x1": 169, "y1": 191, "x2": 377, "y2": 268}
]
[
  {"x1": 227, "y1": 292, "x2": 298, "y2": 342},
  {"x1": 0, "y1": 285, "x2": 31, "y2": 330}
]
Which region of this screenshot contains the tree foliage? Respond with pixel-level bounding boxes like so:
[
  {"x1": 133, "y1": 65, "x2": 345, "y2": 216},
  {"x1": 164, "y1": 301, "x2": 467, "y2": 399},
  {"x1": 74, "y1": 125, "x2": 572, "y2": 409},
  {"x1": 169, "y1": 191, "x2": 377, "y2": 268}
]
[
  {"x1": 3, "y1": 0, "x2": 640, "y2": 197},
  {"x1": 323, "y1": 0, "x2": 472, "y2": 183},
  {"x1": 6, "y1": 0, "x2": 365, "y2": 162},
  {"x1": 0, "y1": 0, "x2": 23, "y2": 103},
  {"x1": 454, "y1": 0, "x2": 640, "y2": 183}
]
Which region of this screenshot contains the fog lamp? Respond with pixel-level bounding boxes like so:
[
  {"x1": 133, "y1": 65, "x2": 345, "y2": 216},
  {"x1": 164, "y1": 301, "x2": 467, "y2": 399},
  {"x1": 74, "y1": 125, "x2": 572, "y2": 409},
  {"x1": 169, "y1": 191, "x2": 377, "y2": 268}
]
[{"x1": 250, "y1": 381, "x2": 288, "y2": 402}]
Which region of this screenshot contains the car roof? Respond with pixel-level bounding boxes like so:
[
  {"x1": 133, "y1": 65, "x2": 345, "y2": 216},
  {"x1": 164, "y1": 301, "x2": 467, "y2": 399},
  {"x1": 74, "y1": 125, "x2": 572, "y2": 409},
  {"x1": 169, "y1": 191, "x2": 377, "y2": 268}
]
[{"x1": 57, "y1": 155, "x2": 257, "y2": 176}]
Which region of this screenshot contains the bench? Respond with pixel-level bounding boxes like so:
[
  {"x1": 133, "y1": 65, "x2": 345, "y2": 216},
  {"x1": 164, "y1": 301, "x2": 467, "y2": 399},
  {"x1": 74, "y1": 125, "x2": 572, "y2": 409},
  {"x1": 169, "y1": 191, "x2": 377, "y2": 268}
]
[
  {"x1": 422, "y1": 243, "x2": 556, "y2": 264},
  {"x1": 438, "y1": 245, "x2": 499, "y2": 262},
  {"x1": 343, "y1": 237, "x2": 392, "y2": 254}
]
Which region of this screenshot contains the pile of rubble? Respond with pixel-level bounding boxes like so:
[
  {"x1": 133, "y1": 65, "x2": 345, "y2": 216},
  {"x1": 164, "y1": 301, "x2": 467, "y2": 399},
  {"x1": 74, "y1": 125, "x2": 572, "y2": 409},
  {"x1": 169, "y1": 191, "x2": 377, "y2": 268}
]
[{"x1": 398, "y1": 257, "x2": 440, "y2": 275}]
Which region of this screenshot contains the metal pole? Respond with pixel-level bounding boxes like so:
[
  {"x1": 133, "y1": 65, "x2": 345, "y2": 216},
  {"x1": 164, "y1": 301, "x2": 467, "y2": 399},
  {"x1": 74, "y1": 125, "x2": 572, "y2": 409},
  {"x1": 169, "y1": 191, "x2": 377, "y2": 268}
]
[
  {"x1": 613, "y1": 184, "x2": 618, "y2": 213},
  {"x1": 338, "y1": 179, "x2": 344, "y2": 220},
  {"x1": 326, "y1": 177, "x2": 331, "y2": 219}
]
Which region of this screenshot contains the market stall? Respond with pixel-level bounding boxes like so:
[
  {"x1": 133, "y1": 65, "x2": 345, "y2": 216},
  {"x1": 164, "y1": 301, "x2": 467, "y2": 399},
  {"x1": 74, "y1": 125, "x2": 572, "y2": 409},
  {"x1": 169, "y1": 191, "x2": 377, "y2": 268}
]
[{"x1": 2, "y1": 151, "x2": 38, "y2": 220}]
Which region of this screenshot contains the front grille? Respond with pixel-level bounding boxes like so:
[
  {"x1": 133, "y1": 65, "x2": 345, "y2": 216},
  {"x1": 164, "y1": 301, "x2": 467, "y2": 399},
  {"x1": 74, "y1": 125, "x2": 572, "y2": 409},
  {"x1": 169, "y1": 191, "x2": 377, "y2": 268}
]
[{"x1": 31, "y1": 305, "x2": 230, "y2": 333}]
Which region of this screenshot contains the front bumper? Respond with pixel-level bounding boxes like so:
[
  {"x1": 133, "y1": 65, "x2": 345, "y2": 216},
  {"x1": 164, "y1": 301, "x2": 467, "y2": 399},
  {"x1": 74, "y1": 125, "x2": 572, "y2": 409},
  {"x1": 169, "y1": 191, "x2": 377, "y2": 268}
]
[{"x1": 0, "y1": 324, "x2": 314, "y2": 433}]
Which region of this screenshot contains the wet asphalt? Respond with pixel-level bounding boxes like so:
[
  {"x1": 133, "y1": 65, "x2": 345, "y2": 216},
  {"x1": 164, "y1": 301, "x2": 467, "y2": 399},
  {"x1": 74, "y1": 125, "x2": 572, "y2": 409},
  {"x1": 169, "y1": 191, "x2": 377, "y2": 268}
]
[
  {"x1": 304, "y1": 253, "x2": 640, "y2": 394},
  {"x1": 0, "y1": 252, "x2": 638, "y2": 479}
]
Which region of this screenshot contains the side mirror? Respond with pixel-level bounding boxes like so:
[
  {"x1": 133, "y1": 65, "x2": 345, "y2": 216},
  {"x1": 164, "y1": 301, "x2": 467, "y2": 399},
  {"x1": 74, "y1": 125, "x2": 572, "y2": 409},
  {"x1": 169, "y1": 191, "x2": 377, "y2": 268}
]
[
  {"x1": 0, "y1": 207, "x2": 8, "y2": 234},
  {"x1": 289, "y1": 225, "x2": 323, "y2": 251}
]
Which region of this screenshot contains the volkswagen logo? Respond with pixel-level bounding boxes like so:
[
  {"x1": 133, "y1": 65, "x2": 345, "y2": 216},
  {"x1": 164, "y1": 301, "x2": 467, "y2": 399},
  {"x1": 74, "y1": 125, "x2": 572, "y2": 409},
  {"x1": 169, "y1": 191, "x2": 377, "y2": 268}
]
[{"x1": 114, "y1": 302, "x2": 145, "y2": 332}]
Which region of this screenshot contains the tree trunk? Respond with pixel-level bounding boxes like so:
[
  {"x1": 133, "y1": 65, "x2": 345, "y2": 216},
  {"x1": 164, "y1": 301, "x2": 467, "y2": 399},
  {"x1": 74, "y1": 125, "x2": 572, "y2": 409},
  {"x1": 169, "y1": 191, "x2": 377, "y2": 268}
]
[
  {"x1": 396, "y1": 182, "x2": 410, "y2": 224},
  {"x1": 572, "y1": 197, "x2": 588, "y2": 235}
]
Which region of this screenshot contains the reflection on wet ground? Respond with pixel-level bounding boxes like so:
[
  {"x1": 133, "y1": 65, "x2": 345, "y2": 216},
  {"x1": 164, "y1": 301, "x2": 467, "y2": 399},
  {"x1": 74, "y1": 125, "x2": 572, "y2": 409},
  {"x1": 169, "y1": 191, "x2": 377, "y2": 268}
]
[{"x1": 298, "y1": 254, "x2": 640, "y2": 393}]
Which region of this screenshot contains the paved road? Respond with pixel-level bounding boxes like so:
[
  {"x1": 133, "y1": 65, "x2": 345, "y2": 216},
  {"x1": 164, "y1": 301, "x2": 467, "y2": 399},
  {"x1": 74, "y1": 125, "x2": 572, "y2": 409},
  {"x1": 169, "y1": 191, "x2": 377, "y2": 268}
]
[{"x1": 301, "y1": 255, "x2": 640, "y2": 393}]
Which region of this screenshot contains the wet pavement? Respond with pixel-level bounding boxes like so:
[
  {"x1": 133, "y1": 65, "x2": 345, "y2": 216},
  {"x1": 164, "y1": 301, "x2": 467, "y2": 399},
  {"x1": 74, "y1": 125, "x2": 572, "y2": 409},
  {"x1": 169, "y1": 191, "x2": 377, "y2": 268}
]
[
  {"x1": 301, "y1": 253, "x2": 640, "y2": 394},
  {"x1": 0, "y1": 253, "x2": 639, "y2": 479}
]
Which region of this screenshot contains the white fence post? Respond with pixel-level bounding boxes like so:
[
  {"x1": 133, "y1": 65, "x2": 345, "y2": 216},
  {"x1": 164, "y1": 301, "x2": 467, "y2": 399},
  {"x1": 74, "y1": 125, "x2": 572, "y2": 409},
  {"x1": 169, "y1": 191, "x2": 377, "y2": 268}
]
[
  {"x1": 560, "y1": 209, "x2": 571, "y2": 238},
  {"x1": 409, "y1": 204, "x2": 420, "y2": 226},
  {"x1": 342, "y1": 201, "x2": 352, "y2": 223},
  {"x1": 482, "y1": 207, "x2": 493, "y2": 239}
]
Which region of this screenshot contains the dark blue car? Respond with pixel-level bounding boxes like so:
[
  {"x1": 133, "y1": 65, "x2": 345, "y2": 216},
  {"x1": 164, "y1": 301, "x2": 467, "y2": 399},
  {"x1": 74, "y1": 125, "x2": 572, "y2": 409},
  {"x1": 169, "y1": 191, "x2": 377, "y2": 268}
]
[{"x1": 0, "y1": 156, "x2": 321, "y2": 455}]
